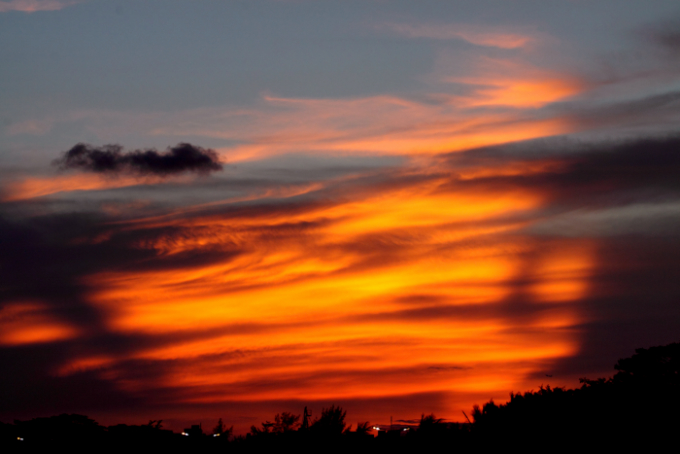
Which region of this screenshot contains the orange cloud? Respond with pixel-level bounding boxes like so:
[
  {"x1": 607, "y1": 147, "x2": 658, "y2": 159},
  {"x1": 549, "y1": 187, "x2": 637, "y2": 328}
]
[
  {"x1": 1, "y1": 172, "x2": 196, "y2": 202},
  {"x1": 137, "y1": 52, "x2": 587, "y2": 164},
  {"x1": 7, "y1": 52, "x2": 585, "y2": 172},
  {"x1": 530, "y1": 240, "x2": 595, "y2": 303},
  {"x1": 149, "y1": 94, "x2": 573, "y2": 162},
  {"x1": 0, "y1": 302, "x2": 77, "y2": 345},
  {"x1": 0, "y1": 135, "x2": 622, "y2": 434},
  {"x1": 0, "y1": 47, "x2": 601, "y2": 428},
  {"x1": 1, "y1": 174, "x2": 139, "y2": 201},
  {"x1": 71, "y1": 162, "x2": 593, "y2": 424},
  {"x1": 445, "y1": 58, "x2": 584, "y2": 108}
]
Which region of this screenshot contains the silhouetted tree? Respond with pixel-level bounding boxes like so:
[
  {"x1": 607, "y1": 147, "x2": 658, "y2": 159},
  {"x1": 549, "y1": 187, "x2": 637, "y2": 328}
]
[
  {"x1": 5, "y1": 341, "x2": 680, "y2": 452},
  {"x1": 418, "y1": 413, "x2": 443, "y2": 430},
  {"x1": 613, "y1": 341, "x2": 680, "y2": 386},
  {"x1": 355, "y1": 421, "x2": 372, "y2": 435},
  {"x1": 415, "y1": 412, "x2": 449, "y2": 444},
  {"x1": 249, "y1": 420, "x2": 273, "y2": 436},
  {"x1": 14, "y1": 414, "x2": 105, "y2": 445},
  {"x1": 310, "y1": 405, "x2": 347, "y2": 437},
  {"x1": 465, "y1": 342, "x2": 680, "y2": 449},
  {"x1": 273, "y1": 412, "x2": 300, "y2": 433},
  {"x1": 107, "y1": 421, "x2": 175, "y2": 447}
]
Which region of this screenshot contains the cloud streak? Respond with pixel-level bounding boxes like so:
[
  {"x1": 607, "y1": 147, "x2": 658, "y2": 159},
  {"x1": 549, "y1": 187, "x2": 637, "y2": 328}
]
[
  {"x1": 380, "y1": 23, "x2": 533, "y2": 49},
  {"x1": 0, "y1": 0, "x2": 81, "y2": 13}
]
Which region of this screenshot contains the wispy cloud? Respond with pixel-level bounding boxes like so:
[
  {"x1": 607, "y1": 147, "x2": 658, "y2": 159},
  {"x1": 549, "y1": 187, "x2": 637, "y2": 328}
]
[
  {"x1": 0, "y1": 0, "x2": 82, "y2": 13},
  {"x1": 380, "y1": 23, "x2": 533, "y2": 49},
  {"x1": 147, "y1": 93, "x2": 572, "y2": 161},
  {"x1": 435, "y1": 55, "x2": 584, "y2": 108},
  {"x1": 1, "y1": 173, "x2": 160, "y2": 202}
]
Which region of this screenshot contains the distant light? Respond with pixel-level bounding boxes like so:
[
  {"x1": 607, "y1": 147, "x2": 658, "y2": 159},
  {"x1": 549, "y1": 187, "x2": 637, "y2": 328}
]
[
  {"x1": 403, "y1": 428, "x2": 409, "y2": 431},
  {"x1": 213, "y1": 433, "x2": 220, "y2": 437},
  {"x1": 17, "y1": 437, "x2": 24, "y2": 441},
  {"x1": 181, "y1": 432, "x2": 189, "y2": 436}
]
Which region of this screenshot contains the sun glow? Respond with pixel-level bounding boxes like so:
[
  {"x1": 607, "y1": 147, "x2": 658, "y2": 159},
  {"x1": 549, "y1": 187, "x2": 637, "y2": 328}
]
[
  {"x1": 78, "y1": 160, "x2": 593, "y2": 418},
  {"x1": 0, "y1": 38, "x2": 601, "y2": 429}
]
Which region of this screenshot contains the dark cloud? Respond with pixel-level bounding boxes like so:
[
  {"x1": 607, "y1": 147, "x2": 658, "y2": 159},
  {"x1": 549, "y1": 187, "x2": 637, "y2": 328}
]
[
  {"x1": 565, "y1": 91, "x2": 680, "y2": 134},
  {"x1": 0, "y1": 343, "x2": 142, "y2": 419},
  {"x1": 533, "y1": 235, "x2": 680, "y2": 382},
  {"x1": 646, "y1": 19, "x2": 680, "y2": 55},
  {"x1": 444, "y1": 134, "x2": 680, "y2": 210},
  {"x1": 53, "y1": 142, "x2": 223, "y2": 176},
  {"x1": 0, "y1": 212, "x2": 117, "y2": 328},
  {"x1": 658, "y1": 30, "x2": 680, "y2": 52},
  {"x1": 437, "y1": 136, "x2": 680, "y2": 388}
]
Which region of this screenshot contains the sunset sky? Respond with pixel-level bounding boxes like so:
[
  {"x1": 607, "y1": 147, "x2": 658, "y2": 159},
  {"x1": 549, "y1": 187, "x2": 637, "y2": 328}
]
[{"x1": 1, "y1": 0, "x2": 680, "y2": 433}]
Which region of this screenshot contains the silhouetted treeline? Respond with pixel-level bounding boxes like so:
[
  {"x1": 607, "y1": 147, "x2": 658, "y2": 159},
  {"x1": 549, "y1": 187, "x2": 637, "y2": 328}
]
[
  {"x1": 471, "y1": 341, "x2": 680, "y2": 450},
  {"x1": 3, "y1": 342, "x2": 679, "y2": 452}
]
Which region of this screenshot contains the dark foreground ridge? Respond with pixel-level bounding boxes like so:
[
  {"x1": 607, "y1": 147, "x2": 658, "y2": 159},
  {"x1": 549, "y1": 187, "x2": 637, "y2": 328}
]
[{"x1": 2, "y1": 342, "x2": 679, "y2": 453}]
